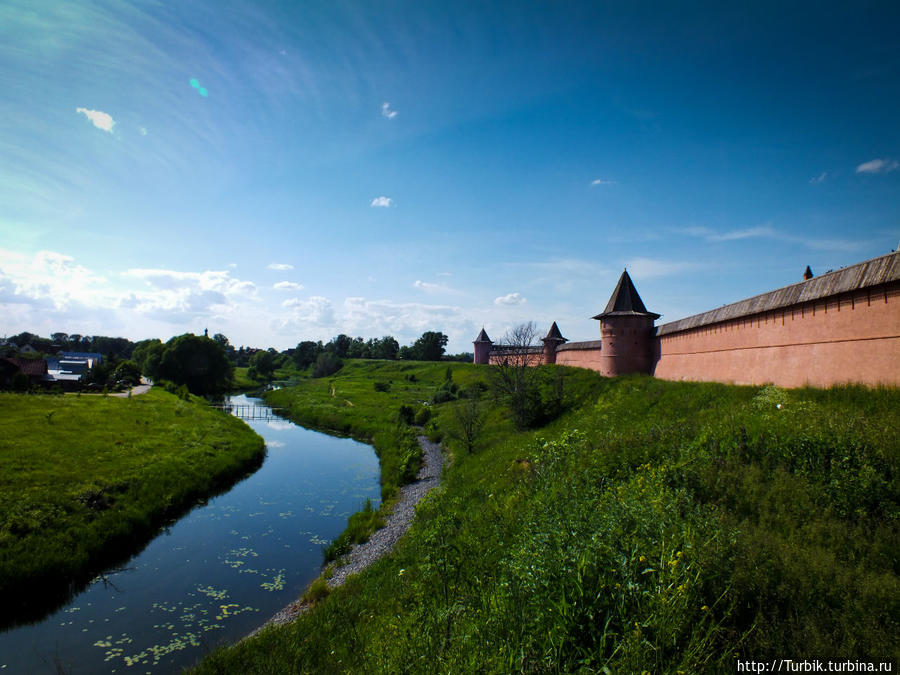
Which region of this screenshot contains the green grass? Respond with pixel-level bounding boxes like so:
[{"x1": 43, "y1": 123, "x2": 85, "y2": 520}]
[
  {"x1": 0, "y1": 388, "x2": 265, "y2": 627},
  {"x1": 193, "y1": 368, "x2": 899, "y2": 673}
]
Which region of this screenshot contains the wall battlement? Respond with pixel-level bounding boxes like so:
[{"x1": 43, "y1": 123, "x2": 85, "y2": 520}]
[{"x1": 476, "y1": 251, "x2": 900, "y2": 388}]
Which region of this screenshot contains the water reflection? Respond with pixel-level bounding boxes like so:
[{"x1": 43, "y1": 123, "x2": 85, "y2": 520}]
[{"x1": 0, "y1": 395, "x2": 381, "y2": 673}]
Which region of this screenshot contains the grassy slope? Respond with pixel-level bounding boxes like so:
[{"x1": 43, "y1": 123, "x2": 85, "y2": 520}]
[
  {"x1": 195, "y1": 364, "x2": 899, "y2": 673},
  {"x1": 0, "y1": 388, "x2": 265, "y2": 627}
]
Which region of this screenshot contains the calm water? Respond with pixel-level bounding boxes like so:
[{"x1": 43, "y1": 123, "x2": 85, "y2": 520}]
[{"x1": 0, "y1": 394, "x2": 381, "y2": 673}]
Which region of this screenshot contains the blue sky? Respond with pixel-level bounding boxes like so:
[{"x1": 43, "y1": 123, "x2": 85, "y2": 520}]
[{"x1": 1, "y1": 1, "x2": 898, "y2": 352}]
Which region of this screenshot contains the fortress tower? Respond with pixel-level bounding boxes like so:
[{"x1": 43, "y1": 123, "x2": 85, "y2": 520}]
[
  {"x1": 593, "y1": 270, "x2": 660, "y2": 376},
  {"x1": 541, "y1": 321, "x2": 567, "y2": 364},
  {"x1": 473, "y1": 327, "x2": 493, "y2": 364}
]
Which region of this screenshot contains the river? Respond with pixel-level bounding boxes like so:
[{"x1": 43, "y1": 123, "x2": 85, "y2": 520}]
[{"x1": 0, "y1": 394, "x2": 382, "y2": 673}]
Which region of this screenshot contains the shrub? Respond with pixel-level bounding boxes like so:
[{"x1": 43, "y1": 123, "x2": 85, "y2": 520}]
[
  {"x1": 414, "y1": 406, "x2": 432, "y2": 426},
  {"x1": 312, "y1": 353, "x2": 343, "y2": 378},
  {"x1": 374, "y1": 381, "x2": 391, "y2": 393},
  {"x1": 303, "y1": 577, "x2": 331, "y2": 604},
  {"x1": 398, "y1": 404, "x2": 416, "y2": 425}
]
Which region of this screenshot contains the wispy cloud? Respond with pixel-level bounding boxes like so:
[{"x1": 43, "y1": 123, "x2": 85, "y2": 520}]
[
  {"x1": 856, "y1": 158, "x2": 898, "y2": 174},
  {"x1": 75, "y1": 108, "x2": 115, "y2": 132},
  {"x1": 591, "y1": 178, "x2": 618, "y2": 186},
  {"x1": 268, "y1": 262, "x2": 294, "y2": 270},
  {"x1": 381, "y1": 102, "x2": 397, "y2": 119},
  {"x1": 413, "y1": 279, "x2": 458, "y2": 294},
  {"x1": 809, "y1": 172, "x2": 828, "y2": 184},
  {"x1": 624, "y1": 257, "x2": 703, "y2": 280},
  {"x1": 494, "y1": 292, "x2": 526, "y2": 305},
  {"x1": 371, "y1": 196, "x2": 393, "y2": 207},
  {"x1": 679, "y1": 224, "x2": 863, "y2": 252},
  {"x1": 273, "y1": 281, "x2": 304, "y2": 291}
]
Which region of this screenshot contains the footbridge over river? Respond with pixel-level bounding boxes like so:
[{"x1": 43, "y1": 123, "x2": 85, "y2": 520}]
[{"x1": 210, "y1": 402, "x2": 289, "y2": 421}]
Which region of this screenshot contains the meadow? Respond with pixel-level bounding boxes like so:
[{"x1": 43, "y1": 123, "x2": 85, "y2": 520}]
[
  {"x1": 0, "y1": 388, "x2": 265, "y2": 627},
  {"x1": 195, "y1": 362, "x2": 898, "y2": 673}
]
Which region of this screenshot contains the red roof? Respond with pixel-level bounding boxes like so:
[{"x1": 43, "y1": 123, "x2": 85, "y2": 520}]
[{"x1": 3, "y1": 357, "x2": 48, "y2": 376}]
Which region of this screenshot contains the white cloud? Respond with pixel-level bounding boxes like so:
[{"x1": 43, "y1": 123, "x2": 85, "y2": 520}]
[
  {"x1": 809, "y1": 172, "x2": 828, "y2": 184},
  {"x1": 591, "y1": 178, "x2": 618, "y2": 185},
  {"x1": 0, "y1": 248, "x2": 109, "y2": 310},
  {"x1": 371, "y1": 196, "x2": 393, "y2": 208},
  {"x1": 679, "y1": 224, "x2": 863, "y2": 252},
  {"x1": 273, "y1": 281, "x2": 304, "y2": 291},
  {"x1": 280, "y1": 296, "x2": 334, "y2": 325},
  {"x1": 856, "y1": 158, "x2": 898, "y2": 174},
  {"x1": 381, "y1": 102, "x2": 398, "y2": 119},
  {"x1": 413, "y1": 279, "x2": 460, "y2": 295},
  {"x1": 75, "y1": 107, "x2": 115, "y2": 132},
  {"x1": 268, "y1": 262, "x2": 294, "y2": 270},
  {"x1": 124, "y1": 268, "x2": 257, "y2": 297},
  {"x1": 494, "y1": 292, "x2": 526, "y2": 306},
  {"x1": 138, "y1": 126, "x2": 148, "y2": 136},
  {"x1": 624, "y1": 257, "x2": 702, "y2": 280}
]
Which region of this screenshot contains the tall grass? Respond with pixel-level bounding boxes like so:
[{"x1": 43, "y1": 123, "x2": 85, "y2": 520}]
[{"x1": 193, "y1": 369, "x2": 899, "y2": 673}]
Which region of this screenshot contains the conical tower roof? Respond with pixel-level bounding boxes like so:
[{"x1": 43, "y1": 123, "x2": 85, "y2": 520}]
[
  {"x1": 592, "y1": 270, "x2": 660, "y2": 320},
  {"x1": 473, "y1": 327, "x2": 492, "y2": 343},
  {"x1": 542, "y1": 321, "x2": 567, "y2": 343}
]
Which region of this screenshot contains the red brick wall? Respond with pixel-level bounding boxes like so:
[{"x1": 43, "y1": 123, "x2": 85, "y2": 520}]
[{"x1": 652, "y1": 283, "x2": 900, "y2": 387}]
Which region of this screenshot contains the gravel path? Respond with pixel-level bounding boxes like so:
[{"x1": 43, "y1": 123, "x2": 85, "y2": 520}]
[{"x1": 256, "y1": 434, "x2": 444, "y2": 631}]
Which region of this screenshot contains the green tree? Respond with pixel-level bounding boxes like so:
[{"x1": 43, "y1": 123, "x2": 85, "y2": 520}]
[
  {"x1": 132, "y1": 339, "x2": 164, "y2": 380},
  {"x1": 326, "y1": 334, "x2": 352, "y2": 358},
  {"x1": 157, "y1": 334, "x2": 234, "y2": 395},
  {"x1": 413, "y1": 331, "x2": 448, "y2": 361},
  {"x1": 249, "y1": 350, "x2": 277, "y2": 381},
  {"x1": 293, "y1": 341, "x2": 321, "y2": 369},
  {"x1": 373, "y1": 336, "x2": 399, "y2": 360},
  {"x1": 312, "y1": 352, "x2": 342, "y2": 378},
  {"x1": 114, "y1": 360, "x2": 143, "y2": 385}
]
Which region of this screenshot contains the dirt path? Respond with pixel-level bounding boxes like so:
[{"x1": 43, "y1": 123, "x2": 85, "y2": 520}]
[{"x1": 255, "y1": 433, "x2": 444, "y2": 631}]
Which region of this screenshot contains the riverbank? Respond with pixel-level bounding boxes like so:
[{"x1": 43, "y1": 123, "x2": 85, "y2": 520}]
[
  {"x1": 193, "y1": 367, "x2": 898, "y2": 673},
  {"x1": 0, "y1": 388, "x2": 265, "y2": 628},
  {"x1": 259, "y1": 433, "x2": 444, "y2": 630}
]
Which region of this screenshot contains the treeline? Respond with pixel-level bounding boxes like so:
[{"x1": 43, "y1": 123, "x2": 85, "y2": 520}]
[
  {"x1": 5, "y1": 328, "x2": 472, "y2": 393},
  {"x1": 1, "y1": 332, "x2": 135, "y2": 360}
]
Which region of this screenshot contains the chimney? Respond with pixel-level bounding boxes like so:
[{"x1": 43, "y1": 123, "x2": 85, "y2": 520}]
[{"x1": 803, "y1": 266, "x2": 813, "y2": 281}]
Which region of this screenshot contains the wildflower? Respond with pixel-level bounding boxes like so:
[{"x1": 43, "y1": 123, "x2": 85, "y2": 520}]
[
  {"x1": 398, "y1": 569, "x2": 405, "y2": 577},
  {"x1": 701, "y1": 605, "x2": 709, "y2": 612},
  {"x1": 639, "y1": 555, "x2": 646, "y2": 562}
]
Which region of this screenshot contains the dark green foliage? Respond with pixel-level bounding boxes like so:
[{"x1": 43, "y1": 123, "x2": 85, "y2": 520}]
[
  {"x1": 312, "y1": 352, "x2": 342, "y2": 378},
  {"x1": 326, "y1": 334, "x2": 353, "y2": 358},
  {"x1": 156, "y1": 334, "x2": 234, "y2": 395},
  {"x1": 113, "y1": 360, "x2": 142, "y2": 385},
  {"x1": 412, "y1": 331, "x2": 448, "y2": 361},
  {"x1": 248, "y1": 350, "x2": 277, "y2": 382},
  {"x1": 293, "y1": 340, "x2": 321, "y2": 369},
  {"x1": 397, "y1": 404, "x2": 416, "y2": 425},
  {"x1": 132, "y1": 338, "x2": 164, "y2": 380},
  {"x1": 373, "y1": 381, "x2": 390, "y2": 393},
  {"x1": 414, "y1": 406, "x2": 431, "y2": 426}
]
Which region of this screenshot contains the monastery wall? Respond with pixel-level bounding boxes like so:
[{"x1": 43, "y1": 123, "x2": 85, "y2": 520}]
[
  {"x1": 478, "y1": 252, "x2": 899, "y2": 389},
  {"x1": 555, "y1": 340, "x2": 604, "y2": 370},
  {"x1": 653, "y1": 283, "x2": 900, "y2": 387}
]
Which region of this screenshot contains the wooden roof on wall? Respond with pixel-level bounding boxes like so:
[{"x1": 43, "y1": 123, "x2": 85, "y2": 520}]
[{"x1": 656, "y1": 251, "x2": 900, "y2": 336}]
